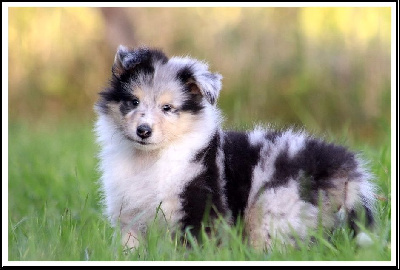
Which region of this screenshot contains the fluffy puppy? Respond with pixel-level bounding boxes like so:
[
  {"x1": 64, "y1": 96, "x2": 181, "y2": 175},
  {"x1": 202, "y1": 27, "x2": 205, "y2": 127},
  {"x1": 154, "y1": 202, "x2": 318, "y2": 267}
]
[{"x1": 94, "y1": 45, "x2": 376, "y2": 250}]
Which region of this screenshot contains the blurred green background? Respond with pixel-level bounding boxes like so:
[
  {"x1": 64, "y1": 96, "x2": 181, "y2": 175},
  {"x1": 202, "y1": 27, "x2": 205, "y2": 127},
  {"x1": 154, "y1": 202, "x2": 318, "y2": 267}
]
[{"x1": 8, "y1": 7, "x2": 391, "y2": 144}]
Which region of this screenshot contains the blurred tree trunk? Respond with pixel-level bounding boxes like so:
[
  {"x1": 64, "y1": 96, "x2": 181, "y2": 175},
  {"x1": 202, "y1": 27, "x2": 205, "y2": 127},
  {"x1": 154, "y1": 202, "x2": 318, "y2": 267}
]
[{"x1": 100, "y1": 7, "x2": 137, "y2": 49}]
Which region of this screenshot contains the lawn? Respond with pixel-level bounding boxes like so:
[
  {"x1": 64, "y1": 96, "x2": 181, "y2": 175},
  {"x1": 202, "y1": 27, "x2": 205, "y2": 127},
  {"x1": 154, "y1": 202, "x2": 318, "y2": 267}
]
[{"x1": 7, "y1": 118, "x2": 392, "y2": 264}]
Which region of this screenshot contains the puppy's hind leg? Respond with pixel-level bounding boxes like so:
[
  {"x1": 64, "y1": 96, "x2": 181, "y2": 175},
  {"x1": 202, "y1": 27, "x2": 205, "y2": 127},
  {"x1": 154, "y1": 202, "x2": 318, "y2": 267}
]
[{"x1": 299, "y1": 138, "x2": 377, "y2": 243}]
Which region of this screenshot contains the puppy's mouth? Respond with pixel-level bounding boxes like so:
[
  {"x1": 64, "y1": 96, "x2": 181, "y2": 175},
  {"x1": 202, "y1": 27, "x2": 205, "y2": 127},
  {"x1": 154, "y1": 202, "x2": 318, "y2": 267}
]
[
  {"x1": 133, "y1": 138, "x2": 160, "y2": 148},
  {"x1": 124, "y1": 134, "x2": 153, "y2": 146},
  {"x1": 123, "y1": 133, "x2": 161, "y2": 149},
  {"x1": 134, "y1": 139, "x2": 152, "y2": 145},
  {"x1": 131, "y1": 138, "x2": 163, "y2": 151}
]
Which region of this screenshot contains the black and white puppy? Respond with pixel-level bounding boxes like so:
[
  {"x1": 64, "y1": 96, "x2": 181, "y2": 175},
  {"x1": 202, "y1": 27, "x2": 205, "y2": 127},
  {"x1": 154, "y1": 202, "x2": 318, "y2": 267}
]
[{"x1": 94, "y1": 46, "x2": 376, "y2": 250}]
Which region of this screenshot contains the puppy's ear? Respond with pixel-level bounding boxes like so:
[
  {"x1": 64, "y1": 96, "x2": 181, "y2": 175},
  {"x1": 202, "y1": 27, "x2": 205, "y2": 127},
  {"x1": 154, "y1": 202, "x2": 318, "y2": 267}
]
[
  {"x1": 193, "y1": 70, "x2": 222, "y2": 105},
  {"x1": 112, "y1": 45, "x2": 151, "y2": 78},
  {"x1": 179, "y1": 60, "x2": 222, "y2": 105}
]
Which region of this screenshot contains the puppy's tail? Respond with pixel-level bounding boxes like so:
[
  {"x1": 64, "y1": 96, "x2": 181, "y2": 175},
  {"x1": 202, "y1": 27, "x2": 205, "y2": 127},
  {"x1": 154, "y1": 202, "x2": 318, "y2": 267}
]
[
  {"x1": 294, "y1": 137, "x2": 378, "y2": 244},
  {"x1": 333, "y1": 154, "x2": 377, "y2": 245}
]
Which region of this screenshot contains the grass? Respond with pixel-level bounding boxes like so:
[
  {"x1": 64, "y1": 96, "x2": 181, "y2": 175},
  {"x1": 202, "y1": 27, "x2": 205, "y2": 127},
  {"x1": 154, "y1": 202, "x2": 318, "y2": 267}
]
[{"x1": 6, "y1": 117, "x2": 392, "y2": 264}]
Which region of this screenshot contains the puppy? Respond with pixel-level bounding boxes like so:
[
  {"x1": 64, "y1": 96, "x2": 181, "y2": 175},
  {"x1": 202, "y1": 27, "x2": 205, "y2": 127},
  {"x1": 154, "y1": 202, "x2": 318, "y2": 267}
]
[{"x1": 94, "y1": 45, "x2": 376, "y2": 250}]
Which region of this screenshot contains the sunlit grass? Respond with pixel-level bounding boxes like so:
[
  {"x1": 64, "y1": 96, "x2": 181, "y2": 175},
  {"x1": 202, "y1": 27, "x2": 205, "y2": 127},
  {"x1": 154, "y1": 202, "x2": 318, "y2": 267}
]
[{"x1": 7, "y1": 119, "x2": 391, "y2": 263}]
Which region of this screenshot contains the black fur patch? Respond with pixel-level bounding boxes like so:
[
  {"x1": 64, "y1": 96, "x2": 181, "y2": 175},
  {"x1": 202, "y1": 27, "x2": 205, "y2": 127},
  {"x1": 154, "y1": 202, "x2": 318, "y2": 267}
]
[
  {"x1": 180, "y1": 93, "x2": 204, "y2": 114},
  {"x1": 348, "y1": 203, "x2": 375, "y2": 232},
  {"x1": 96, "y1": 49, "x2": 169, "y2": 114},
  {"x1": 261, "y1": 137, "x2": 358, "y2": 206},
  {"x1": 177, "y1": 66, "x2": 194, "y2": 85},
  {"x1": 223, "y1": 131, "x2": 262, "y2": 221},
  {"x1": 296, "y1": 138, "x2": 357, "y2": 205},
  {"x1": 177, "y1": 66, "x2": 205, "y2": 114},
  {"x1": 180, "y1": 132, "x2": 226, "y2": 237},
  {"x1": 96, "y1": 77, "x2": 135, "y2": 114},
  {"x1": 300, "y1": 139, "x2": 357, "y2": 181},
  {"x1": 118, "y1": 48, "x2": 168, "y2": 82},
  {"x1": 102, "y1": 82, "x2": 133, "y2": 102}
]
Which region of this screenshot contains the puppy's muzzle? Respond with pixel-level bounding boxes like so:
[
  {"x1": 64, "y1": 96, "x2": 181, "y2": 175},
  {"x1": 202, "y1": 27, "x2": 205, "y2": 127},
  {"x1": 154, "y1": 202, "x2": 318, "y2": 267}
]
[{"x1": 136, "y1": 124, "x2": 152, "y2": 139}]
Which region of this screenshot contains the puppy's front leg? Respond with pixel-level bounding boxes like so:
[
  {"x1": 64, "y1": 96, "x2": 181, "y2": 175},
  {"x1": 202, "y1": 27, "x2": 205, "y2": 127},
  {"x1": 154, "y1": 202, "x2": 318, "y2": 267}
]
[{"x1": 121, "y1": 226, "x2": 141, "y2": 250}]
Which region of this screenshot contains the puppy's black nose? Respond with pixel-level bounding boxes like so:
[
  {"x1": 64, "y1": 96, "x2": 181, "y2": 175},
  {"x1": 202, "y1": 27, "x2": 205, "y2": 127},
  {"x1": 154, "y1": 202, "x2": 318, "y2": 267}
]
[{"x1": 136, "y1": 124, "x2": 152, "y2": 139}]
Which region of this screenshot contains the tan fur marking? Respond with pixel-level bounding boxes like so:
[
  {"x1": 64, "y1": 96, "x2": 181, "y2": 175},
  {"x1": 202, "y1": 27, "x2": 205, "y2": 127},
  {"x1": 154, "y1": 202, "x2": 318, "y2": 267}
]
[
  {"x1": 132, "y1": 87, "x2": 144, "y2": 99},
  {"x1": 158, "y1": 92, "x2": 175, "y2": 107}
]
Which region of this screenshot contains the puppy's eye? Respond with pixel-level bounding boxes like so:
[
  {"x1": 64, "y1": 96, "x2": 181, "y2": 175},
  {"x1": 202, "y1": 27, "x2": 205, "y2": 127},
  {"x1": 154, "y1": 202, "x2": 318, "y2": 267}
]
[
  {"x1": 131, "y1": 99, "x2": 140, "y2": 107},
  {"x1": 162, "y1": 104, "x2": 173, "y2": 112}
]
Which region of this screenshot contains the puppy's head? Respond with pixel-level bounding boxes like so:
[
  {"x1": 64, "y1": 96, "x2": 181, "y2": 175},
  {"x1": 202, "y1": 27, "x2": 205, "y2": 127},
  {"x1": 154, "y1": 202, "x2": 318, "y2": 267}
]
[{"x1": 95, "y1": 45, "x2": 222, "y2": 151}]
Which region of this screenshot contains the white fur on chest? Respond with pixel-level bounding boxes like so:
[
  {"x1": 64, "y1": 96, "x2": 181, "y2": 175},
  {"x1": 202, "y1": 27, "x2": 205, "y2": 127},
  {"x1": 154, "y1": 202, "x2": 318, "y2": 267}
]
[{"x1": 96, "y1": 116, "x2": 209, "y2": 229}]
